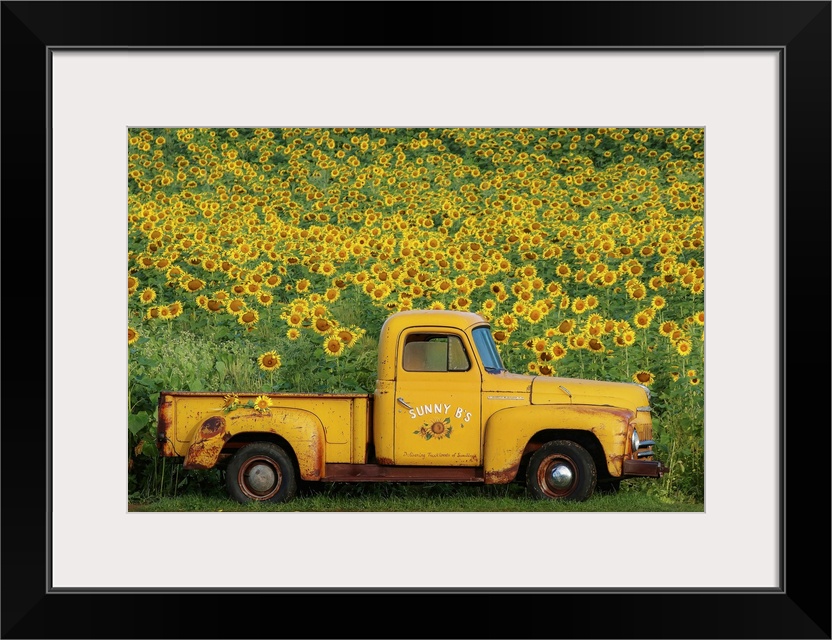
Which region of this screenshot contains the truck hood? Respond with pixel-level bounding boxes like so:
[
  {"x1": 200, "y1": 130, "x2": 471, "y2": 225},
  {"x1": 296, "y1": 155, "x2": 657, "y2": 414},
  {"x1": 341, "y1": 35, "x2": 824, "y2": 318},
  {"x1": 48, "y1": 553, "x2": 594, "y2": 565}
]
[
  {"x1": 530, "y1": 376, "x2": 649, "y2": 411},
  {"x1": 482, "y1": 372, "x2": 649, "y2": 412}
]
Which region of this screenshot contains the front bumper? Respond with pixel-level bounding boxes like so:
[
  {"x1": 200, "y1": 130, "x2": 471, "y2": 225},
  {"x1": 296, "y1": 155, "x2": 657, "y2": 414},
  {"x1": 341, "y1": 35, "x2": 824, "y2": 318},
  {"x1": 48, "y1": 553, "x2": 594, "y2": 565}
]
[{"x1": 622, "y1": 458, "x2": 670, "y2": 478}]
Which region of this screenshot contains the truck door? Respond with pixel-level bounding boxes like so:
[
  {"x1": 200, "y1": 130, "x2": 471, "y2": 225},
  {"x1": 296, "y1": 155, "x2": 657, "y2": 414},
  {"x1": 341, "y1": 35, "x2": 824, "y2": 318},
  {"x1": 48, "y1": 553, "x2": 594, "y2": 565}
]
[{"x1": 394, "y1": 330, "x2": 482, "y2": 466}]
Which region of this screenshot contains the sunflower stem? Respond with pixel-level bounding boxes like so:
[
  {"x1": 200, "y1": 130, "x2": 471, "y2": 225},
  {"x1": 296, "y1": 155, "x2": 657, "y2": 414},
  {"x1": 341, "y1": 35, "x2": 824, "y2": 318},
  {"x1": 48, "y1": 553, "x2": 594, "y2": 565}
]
[{"x1": 618, "y1": 344, "x2": 626, "y2": 378}]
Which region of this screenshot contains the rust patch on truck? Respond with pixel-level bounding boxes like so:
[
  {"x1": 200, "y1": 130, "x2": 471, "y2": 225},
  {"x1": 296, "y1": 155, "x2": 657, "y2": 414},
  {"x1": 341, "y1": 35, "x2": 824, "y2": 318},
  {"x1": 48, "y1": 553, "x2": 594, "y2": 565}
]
[
  {"x1": 184, "y1": 415, "x2": 231, "y2": 470},
  {"x1": 199, "y1": 415, "x2": 225, "y2": 438},
  {"x1": 568, "y1": 405, "x2": 633, "y2": 421},
  {"x1": 156, "y1": 394, "x2": 175, "y2": 453},
  {"x1": 230, "y1": 412, "x2": 270, "y2": 421},
  {"x1": 484, "y1": 464, "x2": 519, "y2": 485}
]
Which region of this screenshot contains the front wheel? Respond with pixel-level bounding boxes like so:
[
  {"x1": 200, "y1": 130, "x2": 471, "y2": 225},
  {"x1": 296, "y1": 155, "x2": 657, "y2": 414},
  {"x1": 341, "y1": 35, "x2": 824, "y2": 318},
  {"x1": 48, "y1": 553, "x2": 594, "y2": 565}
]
[
  {"x1": 526, "y1": 440, "x2": 597, "y2": 501},
  {"x1": 226, "y1": 442, "x2": 298, "y2": 504}
]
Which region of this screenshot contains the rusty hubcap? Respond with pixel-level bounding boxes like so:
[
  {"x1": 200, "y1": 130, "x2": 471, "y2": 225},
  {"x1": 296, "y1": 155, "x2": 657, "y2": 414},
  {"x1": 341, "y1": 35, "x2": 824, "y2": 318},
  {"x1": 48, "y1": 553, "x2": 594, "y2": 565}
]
[
  {"x1": 538, "y1": 454, "x2": 577, "y2": 498},
  {"x1": 239, "y1": 456, "x2": 281, "y2": 500}
]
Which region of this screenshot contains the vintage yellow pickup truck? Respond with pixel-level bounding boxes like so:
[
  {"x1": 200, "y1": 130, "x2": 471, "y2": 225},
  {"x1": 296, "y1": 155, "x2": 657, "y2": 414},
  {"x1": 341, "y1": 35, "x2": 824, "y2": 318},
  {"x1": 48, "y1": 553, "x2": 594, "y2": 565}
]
[{"x1": 156, "y1": 310, "x2": 668, "y2": 503}]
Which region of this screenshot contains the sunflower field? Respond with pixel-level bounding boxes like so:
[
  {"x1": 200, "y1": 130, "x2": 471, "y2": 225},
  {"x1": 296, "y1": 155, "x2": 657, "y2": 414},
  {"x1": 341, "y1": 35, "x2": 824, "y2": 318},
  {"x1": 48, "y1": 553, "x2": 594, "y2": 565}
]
[{"x1": 128, "y1": 127, "x2": 704, "y2": 504}]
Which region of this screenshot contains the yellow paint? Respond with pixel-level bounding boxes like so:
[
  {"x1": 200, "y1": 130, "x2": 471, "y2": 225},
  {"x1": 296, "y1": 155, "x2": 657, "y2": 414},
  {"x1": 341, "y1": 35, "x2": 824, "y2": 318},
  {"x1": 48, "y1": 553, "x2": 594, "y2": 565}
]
[
  {"x1": 392, "y1": 326, "x2": 482, "y2": 465},
  {"x1": 483, "y1": 404, "x2": 634, "y2": 482},
  {"x1": 159, "y1": 310, "x2": 658, "y2": 487},
  {"x1": 168, "y1": 392, "x2": 369, "y2": 480}
]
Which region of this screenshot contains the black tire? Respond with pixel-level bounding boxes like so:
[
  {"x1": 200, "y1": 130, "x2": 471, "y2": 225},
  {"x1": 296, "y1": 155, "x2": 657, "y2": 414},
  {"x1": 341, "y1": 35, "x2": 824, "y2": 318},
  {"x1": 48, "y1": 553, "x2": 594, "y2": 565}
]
[
  {"x1": 526, "y1": 440, "x2": 597, "y2": 501},
  {"x1": 226, "y1": 442, "x2": 298, "y2": 504}
]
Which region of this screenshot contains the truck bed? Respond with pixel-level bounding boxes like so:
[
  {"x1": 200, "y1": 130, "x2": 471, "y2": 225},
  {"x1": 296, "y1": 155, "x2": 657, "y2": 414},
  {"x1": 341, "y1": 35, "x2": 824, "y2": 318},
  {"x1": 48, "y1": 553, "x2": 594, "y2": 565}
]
[{"x1": 158, "y1": 391, "x2": 374, "y2": 464}]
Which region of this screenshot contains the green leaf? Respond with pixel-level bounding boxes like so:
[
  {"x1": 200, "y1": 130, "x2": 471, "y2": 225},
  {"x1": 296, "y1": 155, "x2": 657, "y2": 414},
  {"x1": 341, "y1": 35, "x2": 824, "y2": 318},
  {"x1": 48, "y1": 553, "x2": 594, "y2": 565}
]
[
  {"x1": 444, "y1": 417, "x2": 450, "y2": 423},
  {"x1": 128, "y1": 411, "x2": 150, "y2": 436}
]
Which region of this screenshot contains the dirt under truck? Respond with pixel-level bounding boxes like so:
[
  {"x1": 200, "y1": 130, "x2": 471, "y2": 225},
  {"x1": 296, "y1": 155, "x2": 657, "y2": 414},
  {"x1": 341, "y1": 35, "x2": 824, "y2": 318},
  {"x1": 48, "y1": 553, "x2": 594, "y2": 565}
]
[{"x1": 156, "y1": 309, "x2": 668, "y2": 503}]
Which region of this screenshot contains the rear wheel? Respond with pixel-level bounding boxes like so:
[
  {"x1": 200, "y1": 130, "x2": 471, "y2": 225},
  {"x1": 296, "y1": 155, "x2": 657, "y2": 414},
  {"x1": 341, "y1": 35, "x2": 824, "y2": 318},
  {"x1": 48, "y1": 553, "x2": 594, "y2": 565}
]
[
  {"x1": 526, "y1": 440, "x2": 597, "y2": 501},
  {"x1": 226, "y1": 442, "x2": 298, "y2": 504}
]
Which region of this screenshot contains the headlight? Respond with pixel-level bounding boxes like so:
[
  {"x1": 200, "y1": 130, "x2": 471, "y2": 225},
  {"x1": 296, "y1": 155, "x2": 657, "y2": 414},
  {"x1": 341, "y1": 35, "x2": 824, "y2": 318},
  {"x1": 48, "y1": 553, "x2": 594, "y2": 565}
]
[{"x1": 631, "y1": 428, "x2": 641, "y2": 452}]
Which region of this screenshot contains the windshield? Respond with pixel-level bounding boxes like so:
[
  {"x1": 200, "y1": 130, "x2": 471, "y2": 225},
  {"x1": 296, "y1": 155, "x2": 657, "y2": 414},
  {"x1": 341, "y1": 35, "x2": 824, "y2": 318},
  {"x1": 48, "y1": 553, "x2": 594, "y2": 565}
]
[{"x1": 472, "y1": 326, "x2": 506, "y2": 373}]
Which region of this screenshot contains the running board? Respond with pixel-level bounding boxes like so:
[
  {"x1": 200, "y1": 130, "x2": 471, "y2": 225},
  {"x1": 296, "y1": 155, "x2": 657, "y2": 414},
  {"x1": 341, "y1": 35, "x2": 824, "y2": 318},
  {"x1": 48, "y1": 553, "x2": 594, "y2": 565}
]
[{"x1": 321, "y1": 464, "x2": 485, "y2": 483}]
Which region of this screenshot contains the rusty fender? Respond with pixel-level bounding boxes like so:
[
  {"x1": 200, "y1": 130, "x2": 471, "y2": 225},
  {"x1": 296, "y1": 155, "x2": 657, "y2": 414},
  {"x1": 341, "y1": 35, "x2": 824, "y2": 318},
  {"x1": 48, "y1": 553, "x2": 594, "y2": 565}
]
[
  {"x1": 156, "y1": 394, "x2": 177, "y2": 456},
  {"x1": 483, "y1": 404, "x2": 634, "y2": 484},
  {"x1": 183, "y1": 408, "x2": 326, "y2": 480}
]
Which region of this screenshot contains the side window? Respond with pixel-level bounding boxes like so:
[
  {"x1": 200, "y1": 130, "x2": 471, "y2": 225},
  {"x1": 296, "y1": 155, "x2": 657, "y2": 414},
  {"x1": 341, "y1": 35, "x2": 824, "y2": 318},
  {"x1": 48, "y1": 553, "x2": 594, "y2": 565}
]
[{"x1": 402, "y1": 334, "x2": 471, "y2": 372}]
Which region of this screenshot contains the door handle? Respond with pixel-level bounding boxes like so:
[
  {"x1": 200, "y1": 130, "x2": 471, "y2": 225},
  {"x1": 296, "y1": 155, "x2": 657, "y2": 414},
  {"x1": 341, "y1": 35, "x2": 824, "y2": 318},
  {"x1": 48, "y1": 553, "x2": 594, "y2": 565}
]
[{"x1": 397, "y1": 397, "x2": 413, "y2": 410}]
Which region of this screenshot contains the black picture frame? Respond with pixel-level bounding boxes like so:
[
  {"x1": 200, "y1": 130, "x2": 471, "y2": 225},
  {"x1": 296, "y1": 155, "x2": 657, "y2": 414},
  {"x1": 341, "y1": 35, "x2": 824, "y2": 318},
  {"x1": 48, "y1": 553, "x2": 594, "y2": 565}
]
[{"x1": 3, "y1": 2, "x2": 829, "y2": 638}]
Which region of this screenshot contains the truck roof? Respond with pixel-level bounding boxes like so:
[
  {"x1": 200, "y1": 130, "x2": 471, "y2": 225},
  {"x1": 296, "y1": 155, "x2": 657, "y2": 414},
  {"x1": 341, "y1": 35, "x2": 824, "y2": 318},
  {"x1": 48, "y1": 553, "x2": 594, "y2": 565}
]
[{"x1": 377, "y1": 309, "x2": 490, "y2": 381}]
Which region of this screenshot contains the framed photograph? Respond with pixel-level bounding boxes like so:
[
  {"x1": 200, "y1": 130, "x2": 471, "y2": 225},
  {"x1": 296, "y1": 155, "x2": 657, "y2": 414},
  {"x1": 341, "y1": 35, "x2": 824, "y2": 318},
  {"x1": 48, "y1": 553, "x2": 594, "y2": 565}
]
[{"x1": 5, "y1": 1, "x2": 829, "y2": 638}]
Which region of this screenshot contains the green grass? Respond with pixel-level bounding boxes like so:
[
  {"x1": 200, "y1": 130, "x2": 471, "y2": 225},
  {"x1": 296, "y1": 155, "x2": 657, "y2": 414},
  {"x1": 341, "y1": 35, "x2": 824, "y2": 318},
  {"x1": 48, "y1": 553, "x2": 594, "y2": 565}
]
[{"x1": 129, "y1": 481, "x2": 703, "y2": 513}]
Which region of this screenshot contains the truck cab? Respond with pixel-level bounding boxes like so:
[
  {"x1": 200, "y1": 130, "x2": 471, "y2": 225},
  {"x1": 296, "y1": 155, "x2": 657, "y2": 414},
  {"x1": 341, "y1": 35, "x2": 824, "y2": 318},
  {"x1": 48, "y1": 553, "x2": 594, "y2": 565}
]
[{"x1": 372, "y1": 310, "x2": 665, "y2": 499}]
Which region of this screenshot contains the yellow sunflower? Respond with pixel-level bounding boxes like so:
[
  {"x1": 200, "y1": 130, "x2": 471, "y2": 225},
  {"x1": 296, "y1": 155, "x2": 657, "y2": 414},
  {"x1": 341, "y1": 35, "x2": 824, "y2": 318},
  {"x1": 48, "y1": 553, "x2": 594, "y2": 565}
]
[
  {"x1": 313, "y1": 317, "x2": 334, "y2": 335},
  {"x1": 426, "y1": 420, "x2": 449, "y2": 439},
  {"x1": 324, "y1": 336, "x2": 344, "y2": 357},
  {"x1": 182, "y1": 277, "x2": 206, "y2": 293},
  {"x1": 139, "y1": 287, "x2": 157, "y2": 305},
  {"x1": 675, "y1": 339, "x2": 693, "y2": 357},
  {"x1": 128, "y1": 327, "x2": 139, "y2": 345},
  {"x1": 257, "y1": 351, "x2": 281, "y2": 372},
  {"x1": 633, "y1": 370, "x2": 655, "y2": 386},
  {"x1": 587, "y1": 338, "x2": 605, "y2": 353},
  {"x1": 634, "y1": 310, "x2": 652, "y2": 330},
  {"x1": 531, "y1": 338, "x2": 548, "y2": 354},
  {"x1": 651, "y1": 295, "x2": 667, "y2": 311},
  {"x1": 556, "y1": 319, "x2": 575, "y2": 335},
  {"x1": 336, "y1": 328, "x2": 359, "y2": 348},
  {"x1": 226, "y1": 298, "x2": 246, "y2": 315},
  {"x1": 571, "y1": 297, "x2": 588, "y2": 314},
  {"x1": 238, "y1": 310, "x2": 259, "y2": 327},
  {"x1": 493, "y1": 313, "x2": 512, "y2": 330},
  {"x1": 253, "y1": 395, "x2": 272, "y2": 413},
  {"x1": 658, "y1": 320, "x2": 677, "y2": 337}
]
